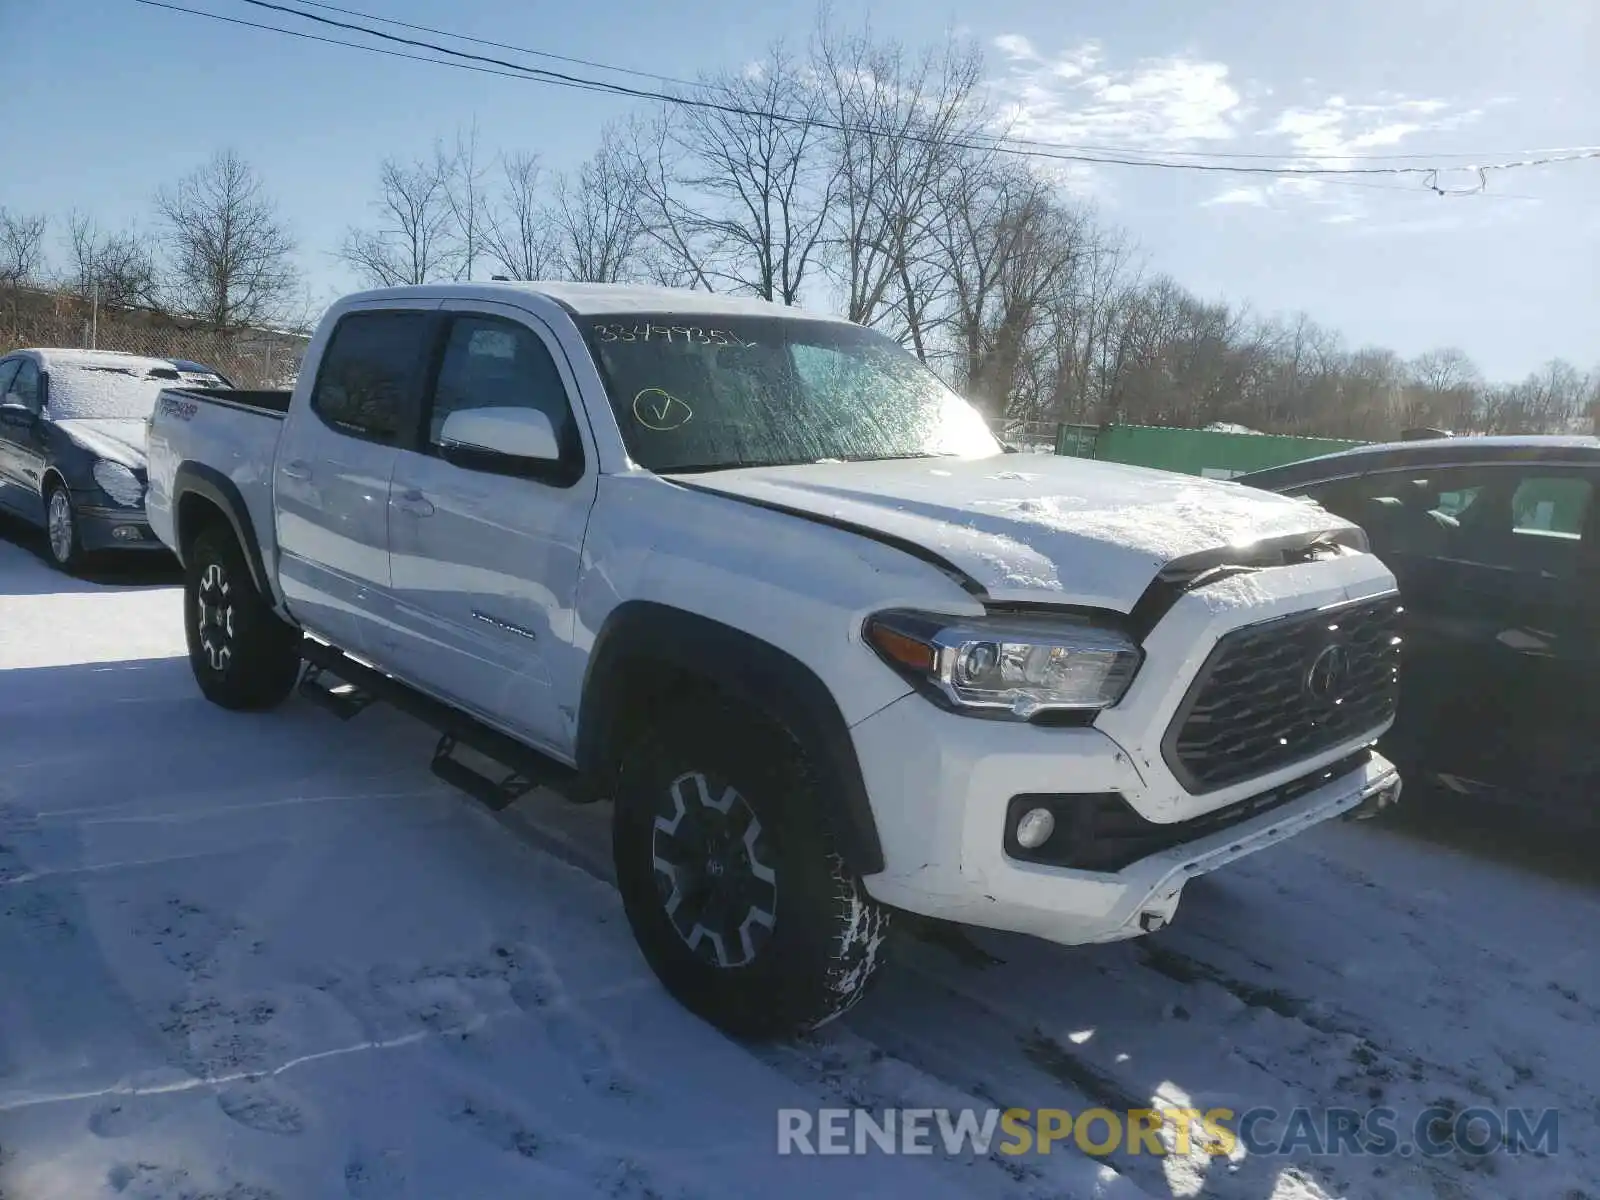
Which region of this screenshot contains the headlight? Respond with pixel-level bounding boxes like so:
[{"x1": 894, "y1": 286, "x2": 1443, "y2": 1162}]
[
  {"x1": 93, "y1": 460, "x2": 145, "y2": 508},
  {"x1": 863, "y1": 609, "x2": 1142, "y2": 718}
]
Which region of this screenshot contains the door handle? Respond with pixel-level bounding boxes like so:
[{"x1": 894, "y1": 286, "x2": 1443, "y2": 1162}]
[
  {"x1": 394, "y1": 489, "x2": 436, "y2": 518},
  {"x1": 280, "y1": 459, "x2": 312, "y2": 480}
]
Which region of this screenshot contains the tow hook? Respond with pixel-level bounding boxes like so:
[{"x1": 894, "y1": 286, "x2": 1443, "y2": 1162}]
[{"x1": 1344, "y1": 778, "x2": 1403, "y2": 821}]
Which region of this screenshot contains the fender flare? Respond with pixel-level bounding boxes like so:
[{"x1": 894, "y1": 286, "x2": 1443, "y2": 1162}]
[
  {"x1": 577, "y1": 601, "x2": 885, "y2": 876},
  {"x1": 171, "y1": 462, "x2": 272, "y2": 598}
]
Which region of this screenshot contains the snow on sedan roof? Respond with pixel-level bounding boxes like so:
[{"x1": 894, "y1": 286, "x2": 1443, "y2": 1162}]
[{"x1": 31, "y1": 348, "x2": 183, "y2": 375}]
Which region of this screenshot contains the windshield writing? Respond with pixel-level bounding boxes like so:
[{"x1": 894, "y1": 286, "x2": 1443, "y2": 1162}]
[{"x1": 582, "y1": 314, "x2": 999, "y2": 473}]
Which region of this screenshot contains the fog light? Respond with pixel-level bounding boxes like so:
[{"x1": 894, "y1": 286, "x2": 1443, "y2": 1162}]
[
  {"x1": 1015, "y1": 806, "x2": 1056, "y2": 849},
  {"x1": 112, "y1": 525, "x2": 142, "y2": 541}
]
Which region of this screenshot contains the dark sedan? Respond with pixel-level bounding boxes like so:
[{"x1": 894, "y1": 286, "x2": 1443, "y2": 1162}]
[
  {"x1": 0, "y1": 348, "x2": 228, "y2": 572},
  {"x1": 1237, "y1": 435, "x2": 1600, "y2": 826}
]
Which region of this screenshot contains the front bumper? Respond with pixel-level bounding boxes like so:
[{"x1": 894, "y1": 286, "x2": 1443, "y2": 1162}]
[
  {"x1": 73, "y1": 502, "x2": 167, "y2": 553},
  {"x1": 851, "y1": 692, "x2": 1400, "y2": 946}
]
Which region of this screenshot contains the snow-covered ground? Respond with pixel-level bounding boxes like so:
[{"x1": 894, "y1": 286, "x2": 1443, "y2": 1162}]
[{"x1": 1, "y1": 527, "x2": 1596, "y2": 1200}]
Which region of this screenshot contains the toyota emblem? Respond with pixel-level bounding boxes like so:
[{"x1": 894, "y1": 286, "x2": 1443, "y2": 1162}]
[{"x1": 1304, "y1": 644, "x2": 1349, "y2": 703}]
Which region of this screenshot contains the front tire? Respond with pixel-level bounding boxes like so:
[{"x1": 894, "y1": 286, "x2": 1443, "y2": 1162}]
[
  {"x1": 184, "y1": 523, "x2": 301, "y2": 710},
  {"x1": 612, "y1": 699, "x2": 892, "y2": 1039},
  {"x1": 45, "y1": 484, "x2": 84, "y2": 574}
]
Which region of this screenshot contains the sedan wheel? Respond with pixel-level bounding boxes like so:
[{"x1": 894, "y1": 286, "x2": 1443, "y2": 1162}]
[{"x1": 46, "y1": 487, "x2": 82, "y2": 572}]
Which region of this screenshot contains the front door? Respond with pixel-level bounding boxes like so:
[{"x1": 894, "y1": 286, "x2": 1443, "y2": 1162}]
[
  {"x1": 383, "y1": 302, "x2": 597, "y2": 757},
  {"x1": 274, "y1": 302, "x2": 439, "y2": 655},
  {"x1": 1316, "y1": 463, "x2": 1597, "y2": 819},
  {"x1": 0, "y1": 358, "x2": 26, "y2": 514},
  {"x1": 0, "y1": 360, "x2": 48, "y2": 525}
]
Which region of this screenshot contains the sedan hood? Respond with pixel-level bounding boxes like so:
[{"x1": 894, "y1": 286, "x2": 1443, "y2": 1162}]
[
  {"x1": 54, "y1": 418, "x2": 148, "y2": 471},
  {"x1": 670, "y1": 454, "x2": 1353, "y2": 611}
]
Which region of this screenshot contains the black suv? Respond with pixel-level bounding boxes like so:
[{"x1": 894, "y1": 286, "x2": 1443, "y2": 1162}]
[{"x1": 1238, "y1": 435, "x2": 1599, "y2": 827}]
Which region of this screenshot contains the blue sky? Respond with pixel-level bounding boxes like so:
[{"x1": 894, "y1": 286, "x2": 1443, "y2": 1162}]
[{"x1": 6, "y1": 0, "x2": 1596, "y2": 380}]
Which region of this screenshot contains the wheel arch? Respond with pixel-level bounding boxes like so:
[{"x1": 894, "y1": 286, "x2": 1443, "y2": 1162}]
[
  {"x1": 577, "y1": 600, "x2": 886, "y2": 877},
  {"x1": 171, "y1": 463, "x2": 272, "y2": 599}
]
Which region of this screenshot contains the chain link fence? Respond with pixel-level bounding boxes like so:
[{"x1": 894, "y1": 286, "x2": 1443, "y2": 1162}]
[{"x1": 1, "y1": 287, "x2": 309, "y2": 389}]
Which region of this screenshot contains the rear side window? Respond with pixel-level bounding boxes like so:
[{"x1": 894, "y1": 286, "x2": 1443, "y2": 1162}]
[{"x1": 310, "y1": 310, "x2": 434, "y2": 444}]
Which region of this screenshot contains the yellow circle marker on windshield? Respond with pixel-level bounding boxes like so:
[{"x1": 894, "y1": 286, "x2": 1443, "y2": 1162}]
[{"x1": 633, "y1": 388, "x2": 693, "y2": 431}]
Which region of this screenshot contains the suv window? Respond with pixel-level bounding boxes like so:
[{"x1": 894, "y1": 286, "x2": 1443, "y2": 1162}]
[
  {"x1": 0, "y1": 359, "x2": 19, "y2": 399},
  {"x1": 1308, "y1": 465, "x2": 1592, "y2": 576},
  {"x1": 428, "y1": 315, "x2": 578, "y2": 456},
  {"x1": 310, "y1": 310, "x2": 435, "y2": 443}
]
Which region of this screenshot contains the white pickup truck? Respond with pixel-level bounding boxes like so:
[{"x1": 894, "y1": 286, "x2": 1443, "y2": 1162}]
[{"x1": 146, "y1": 282, "x2": 1402, "y2": 1038}]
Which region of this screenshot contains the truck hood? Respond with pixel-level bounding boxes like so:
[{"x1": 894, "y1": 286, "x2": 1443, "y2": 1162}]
[
  {"x1": 669, "y1": 455, "x2": 1351, "y2": 611},
  {"x1": 53, "y1": 418, "x2": 148, "y2": 471}
]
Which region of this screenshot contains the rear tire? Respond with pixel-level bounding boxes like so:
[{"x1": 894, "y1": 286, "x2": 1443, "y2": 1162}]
[
  {"x1": 184, "y1": 523, "x2": 301, "y2": 710},
  {"x1": 612, "y1": 698, "x2": 891, "y2": 1040}
]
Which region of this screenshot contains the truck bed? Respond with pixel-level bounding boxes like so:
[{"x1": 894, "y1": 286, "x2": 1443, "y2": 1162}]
[
  {"x1": 161, "y1": 386, "x2": 294, "y2": 416},
  {"x1": 145, "y1": 385, "x2": 289, "y2": 596}
]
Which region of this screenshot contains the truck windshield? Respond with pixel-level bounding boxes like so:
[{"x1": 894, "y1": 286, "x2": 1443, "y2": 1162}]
[{"x1": 580, "y1": 314, "x2": 1000, "y2": 473}]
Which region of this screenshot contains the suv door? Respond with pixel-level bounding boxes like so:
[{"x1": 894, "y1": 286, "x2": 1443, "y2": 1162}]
[
  {"x1": 382, "y1": 301, "x2": 596, "y2": 756},
  {"x1": 274, "y1": 303, "x2": 440, "y2": 655},
  {"x1": 1308, "y1": 461, "x2": 1597, "y2": 820}
]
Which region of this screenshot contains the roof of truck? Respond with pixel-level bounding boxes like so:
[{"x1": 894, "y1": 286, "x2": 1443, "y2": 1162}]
[{"x1": 340, "y1": 281, "x2": 842, "y2": 322}]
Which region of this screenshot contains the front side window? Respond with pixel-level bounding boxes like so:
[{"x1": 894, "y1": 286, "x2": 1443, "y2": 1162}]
[
  {"x1": 1311, "y1": 465, "x2": 1592, "y2": 576},
  {"x1": 310, "y1": 310, "x2": 435, "y2": 444},
  {"x1": 580, "y1": 314, "x2": 999, "y2": 473},
  {"x1": 11, "y1": 360, "x2": 42, "y2": 413},
  {"x1": 429, "y1": 316, "x2": 578, "y2": 452}
]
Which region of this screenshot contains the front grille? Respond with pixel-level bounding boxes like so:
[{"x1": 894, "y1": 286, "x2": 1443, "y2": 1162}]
[{"x1": 1162, "y1": 593, "x2": 1401, "y2": 793}]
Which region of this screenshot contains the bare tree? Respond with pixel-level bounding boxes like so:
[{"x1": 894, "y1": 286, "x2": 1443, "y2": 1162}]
[
  {"x1": 63, "y1": 211, "x2": 161, "y2": 311},
  {"x1": 1403, "y1": 347, "x2": 1482, "y2": 431},
  {"x1": 637, "y1": 45, "x2": 834, "y2": 302},
  {"x1": 548, "y1": 127, "x2": 647, "y2": 284},
  {"x1": 440, "y1": 123, "x2": 489, "y2": 280},
  {"x1": 340, "y1": 156, "x2": 458, "y2": 287},
  {"x1": 813, "y1": 21, "x2": 989, "y2": 331},
  {"x1": 484, "y1": 151, "x2": 555, "y2": 280},
  {"x1": 156, "y1": 149, "x2": 300, "y2": 329},
  {"x1": 936, "y1": 162, "x2": 1088, "y2": 415},
  {"x1": 0, "y1": 209, "x2": 48, "y2": 286}
]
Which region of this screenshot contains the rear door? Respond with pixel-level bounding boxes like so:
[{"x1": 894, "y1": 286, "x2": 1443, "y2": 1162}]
[
  {"x1": 274, "y1": 302, "x2": 441, "y2": 655},
  {"x1": 381, "y1": 301, "x2": 597, "y2": 756}
]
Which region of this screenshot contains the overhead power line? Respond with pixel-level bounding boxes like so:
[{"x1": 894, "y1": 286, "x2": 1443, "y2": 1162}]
[
  {"x1": 281, "y1": 0, "x2": 705, "y2": 91},
  {"x1": 135, "y1": 0, "x2": 1600, "y2": 186},
  {"x1": 266, "y1": 0, "x2": 1598, "y2": 166}
]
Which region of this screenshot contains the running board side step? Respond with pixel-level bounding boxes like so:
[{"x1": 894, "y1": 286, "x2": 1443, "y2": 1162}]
[{"x1": 297, "y1": 639, "x2": 588, "y2": 809}]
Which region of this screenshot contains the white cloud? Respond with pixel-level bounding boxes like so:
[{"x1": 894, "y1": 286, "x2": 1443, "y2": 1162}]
[
  {"x1": 1267, "y1": 96, "x2": 1485, "y2": 166},
  {"x1": 1203, "y1": 186, "x2": 1269, "y2": 207},
  {"x1": 989, "y1": 35, "x2": 1508, "y2": 227},
  {"x1": 992, "y1": 39, "x2": 1245, "y2": 149}
]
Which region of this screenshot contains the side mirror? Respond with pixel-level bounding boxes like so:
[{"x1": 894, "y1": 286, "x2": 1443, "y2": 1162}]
[
  {"x1": 0, "y1": 397, "x2": 34, "y2": 424},
  {"x1": 439, "y1": 406, "x2": 561, "y2": 465}
]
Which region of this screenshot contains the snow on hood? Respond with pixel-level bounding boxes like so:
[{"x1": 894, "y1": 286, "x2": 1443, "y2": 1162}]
[
  {"x1": 671, "y1": 455, "x2": 1351, "y2": 610},
  {"x1": 53, "y1": 418, "x2": 148, "y2": 471}
]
